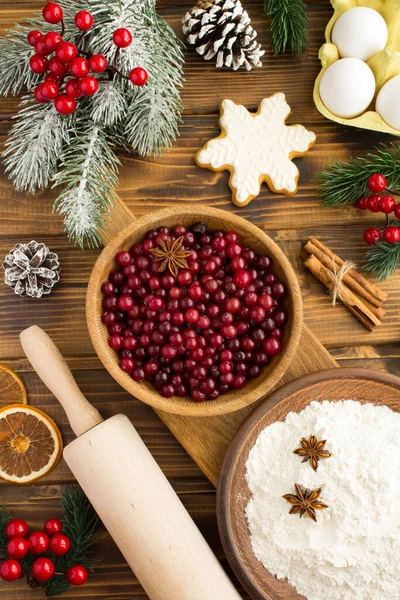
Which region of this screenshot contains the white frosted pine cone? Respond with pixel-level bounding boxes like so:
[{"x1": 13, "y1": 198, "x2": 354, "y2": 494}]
[{"x1": 182, "y1": 0, "x2": 264, "y2": 71}]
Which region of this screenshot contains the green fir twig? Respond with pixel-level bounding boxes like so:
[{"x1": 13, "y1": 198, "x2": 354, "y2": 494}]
[
  {"x1": 264, "y1": 0, "x2": 309, "y2": 56},
  {"x1": 0, "y1": 488, "x2": 98, "y2": 597},
  {"x1": 0, "y1": 505, "x2": 12, "y2": 560},
  {"x1": 316, "y1": 143, "x2": 400, "y2": 208},
  {"x1": 364, "y1": 241, "x2": 400, "y2": 281},
  {"x1": 44, "y1": 486, "x2": 99, "y2": 597}
]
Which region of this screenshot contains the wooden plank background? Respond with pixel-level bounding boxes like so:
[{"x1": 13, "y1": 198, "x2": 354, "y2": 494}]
[{"x1": 0, "y1": 0, "x2": 399, "y2": 598}]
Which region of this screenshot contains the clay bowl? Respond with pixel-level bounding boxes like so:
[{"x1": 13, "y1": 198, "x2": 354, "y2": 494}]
[
  {"x1": 217, "y1": 368, "x2": 400, "y2": 600},
  {"x1": 87, "y1": 205, "x2": 303, "y2": 416}
]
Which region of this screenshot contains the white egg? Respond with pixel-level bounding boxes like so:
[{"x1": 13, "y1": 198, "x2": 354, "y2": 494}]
[
  {"x1": 332, "y1": 7, "x2": 388, "y2": 62},
  {"x1": 319, "y1": 58, "x2": 376, "y2": 119},
  {"x1": 376, "y1": 75, "x2": 400, "y2": 131}
]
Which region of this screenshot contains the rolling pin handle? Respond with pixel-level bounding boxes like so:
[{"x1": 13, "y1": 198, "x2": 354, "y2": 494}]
[{"x1": 20, "y1": 326, "x2": 103, "y2": 437}]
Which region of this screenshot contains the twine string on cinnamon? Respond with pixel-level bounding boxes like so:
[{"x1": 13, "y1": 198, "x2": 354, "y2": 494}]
[{"x1": 328, "y1": 260, "x2": 357, "y2": 306}]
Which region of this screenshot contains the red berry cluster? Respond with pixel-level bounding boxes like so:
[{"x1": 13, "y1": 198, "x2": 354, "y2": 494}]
[
  {"x1": 28, "y1": 2, "x2": 149, "y2": 115},
  {"x1": 101, "y1": 223, "x2": 288, "y2": 403},
  {"x1": 0, "y1": 517, "x2": 87, "y2": 586},
  {"x1": 356, "y1": 174, "x2": 400, "y2": 246}
]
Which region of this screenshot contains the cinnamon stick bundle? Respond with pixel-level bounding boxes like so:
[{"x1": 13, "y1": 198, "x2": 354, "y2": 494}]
[{"x1": 302, "y1": 238, "x2": 387, "y2": 331}]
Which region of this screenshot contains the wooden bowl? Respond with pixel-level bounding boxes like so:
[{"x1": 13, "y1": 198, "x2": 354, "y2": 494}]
[
  {"x1": 86, "y1": 206, "x2": 303, "y2": 416},
  {"x1": 217, "y1": 368, "x2": 400, "y2": 600}
]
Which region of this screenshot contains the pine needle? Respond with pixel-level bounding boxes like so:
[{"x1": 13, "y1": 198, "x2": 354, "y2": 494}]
[
  {"x1": 44, "y1": 486, "x2": 99, "y2": 597},
  {"x1": 0, "y1": 505, "x2": 11, "y2": 560},
  {"x1": 86, "y1": 0, "x2": 184, "y2": 156},
  {"x1": 316, "y1": 143, "x2": 400, "y2": 208},
  {"x1": 364, "y1": 241, "x2": 400, "y2": 281},
  {"x1": 3, "y1": 101, "x2": 69, "y2": 193},
  {"x1": 264, "y1": 0, "x2": 309, "y2": 56},
  {"x1": 53, "y1": 121, "x2": 120, "y2": 249},
  {"x1": 0, "y1": 0, "x2": 80, "y2": 96}
]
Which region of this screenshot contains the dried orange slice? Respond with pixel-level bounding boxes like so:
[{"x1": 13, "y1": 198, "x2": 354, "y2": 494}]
[
  {"x1": 0, "y1": 364, "x2": 27, "y2": 406},
  {"x1": 0, "y1": 405, "x2": 62, "y2": 484}
]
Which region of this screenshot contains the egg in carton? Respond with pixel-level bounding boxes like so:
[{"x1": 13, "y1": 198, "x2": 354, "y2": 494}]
[{"x1": 313, "y1": 0, "x2": 400, "y2": 136}]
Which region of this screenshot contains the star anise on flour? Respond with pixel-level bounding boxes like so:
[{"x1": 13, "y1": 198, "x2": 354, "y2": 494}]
[
  {"x1": 293, "y1": 435, "x2": 331, "y2": 471},
  {"x1": 150, "y1": 236, "x2": 192, "y2": 277},
  {"x1": 283, "y1": 484, "x2": 328, "y2": 522}
]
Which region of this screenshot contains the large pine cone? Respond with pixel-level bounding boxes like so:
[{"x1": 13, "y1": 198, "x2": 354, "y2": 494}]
[
  {"x1": 3, "y1": 241, "x2": 60, "y2": 298},
  {"x1": 182, "y1": 0, "x2": 264, "y2": 71}
]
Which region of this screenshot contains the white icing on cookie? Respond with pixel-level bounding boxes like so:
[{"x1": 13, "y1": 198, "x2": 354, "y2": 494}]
[{"x1": 196, "y1": 94, "x2": 316, "y2": 205}]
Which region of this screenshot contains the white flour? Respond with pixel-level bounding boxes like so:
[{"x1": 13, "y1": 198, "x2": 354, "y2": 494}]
[{"x1": 245, "y1": 400, "x2": 400, "y2": 600}]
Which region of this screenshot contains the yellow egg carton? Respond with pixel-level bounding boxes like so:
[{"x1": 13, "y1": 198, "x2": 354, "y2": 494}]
[{"x1": 313, "y1": 0, "x2": 400, "y2": 136}]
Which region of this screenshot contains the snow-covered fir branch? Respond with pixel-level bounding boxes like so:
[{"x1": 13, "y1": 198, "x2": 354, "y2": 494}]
[
  {"x1": 91, "y1": 80, "x2": 127, "y2": 127},
  {"x1": 86, "y1": 0, "x2": 184, "y2": 156},
  {"x1": 53, "y1": 123, "x2": 120, "y2": 248},
  {"x1": 3, "y1": 101, "x2": 69, "y2": 193},
  {"x1": 0, "y1": 1, "x2": 80, "y2": 96}
]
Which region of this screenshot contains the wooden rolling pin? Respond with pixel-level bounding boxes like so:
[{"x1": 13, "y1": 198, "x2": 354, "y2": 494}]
[{"x1": 20, "y1": 326, "x2": 242, "y2": 600}]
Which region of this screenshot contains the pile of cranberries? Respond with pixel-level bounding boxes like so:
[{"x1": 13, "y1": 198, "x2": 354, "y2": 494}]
[
  {"x1": 0, "y1": 517, "x2": 87, "y2": 586},
  {"x1": 356, "y1": 173, "x2": 400, "y2": 245},
  {"x1": 101, "y1": 223, "x2": 288, "y2": 402},
  {"x1": 28, "y1": 2, "x2": 148, "y2": 115}
]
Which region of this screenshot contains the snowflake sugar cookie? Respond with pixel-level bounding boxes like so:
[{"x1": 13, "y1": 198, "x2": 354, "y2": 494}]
[{"x1": 195, "y1": 93, "x2": 316, "y2": 206}]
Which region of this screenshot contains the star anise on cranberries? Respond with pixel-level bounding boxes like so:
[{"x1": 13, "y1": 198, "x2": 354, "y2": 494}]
[
  {"x1": 283, "y1": 483, "x2": 328, "y2": 522},
  {"x1": 293, "y1": 435, "x2": 331, "y2": 471},
  {"x1": 150, "y1": 236, "x2": 192, "y2": 277}
]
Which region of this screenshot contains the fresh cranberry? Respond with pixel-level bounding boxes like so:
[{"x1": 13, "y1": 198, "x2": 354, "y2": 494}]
[{"x1": 264, "y1": 337, "x2": 282, "y2": 355}]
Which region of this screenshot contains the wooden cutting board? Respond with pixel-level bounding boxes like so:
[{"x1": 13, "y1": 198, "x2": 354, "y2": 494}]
[{"x1": 100, "y1": 198, "x2": 338, "y2": 487}]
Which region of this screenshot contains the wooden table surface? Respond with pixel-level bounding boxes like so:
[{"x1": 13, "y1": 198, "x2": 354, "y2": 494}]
[{"x1": 1, "y1": 1, "x2": 399, "y2": 598}]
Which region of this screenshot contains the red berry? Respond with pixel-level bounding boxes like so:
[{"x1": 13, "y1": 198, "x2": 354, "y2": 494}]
[
  {"x1": 31, "y1": 557, "x2": 55, "y2": 582},
  {"x1": 29, "y1": 532, "x2": 49, "y2": 555},
  {"x1": 129, "y1": 67, "x2": 148, "y2": 86},
  {"x1": 74, "y1": 10, "x2": 94, "y2": 30},
  {"x1": 367, "y1": 173, "x2": 387, "y2": 193},
  {"x1": 0, "y1": 559, "x2": 22, "y2": 582},
  {"x1": 258, "y1": 293, "x2": 274, "y2": 311},
  {"x1": 233, "y1": 270, "x2": 252, "y2": 288},
  {"x1": 49, "y1": 57, "x2": 69, "y2": 76},
  {"x1": 355, "y1": 196, "x2": 368, "y2": 210},
  {"x1": 65, "y1": 78, "x2": 82, "y2": 98},
  {"x1": 54, "y1": 94, "x2": 76, "y2": 115},
  {"x1": 27, "y1": 30, "x2": 43, "y2": 46},
  {"x1": 113, "y1": 28, "x2": 133, "y2": 48},
  {"x1": 29, "y1": 55, "x2": 48, "y2": 74},
  {"x1": 367, "y1": 194, "x2": 382, "y2": 212},
  {"x1": 380, "y1": 195, "x2": 396, "y2": 214},
  {"x1": 49, "y1": 533, "x2": 71, "y2": 556},
  {"x1": 5, "y1": 519, "x2": 29, "y2": 539},
  {"x1": 7, "y1": 536, "x2": 29, "y2": 560},
  {"x1": 89, "y1": 54, "x2": 107, "y2": 73},
  {"x1": 42, "y1": 3, "x2": 63, "y2": 24},
  {"x1": 109, "y1": 334, "x2": 123, "y2": 349},
  {"x1": 263, "y1": 337, "x2": 282, "y2": 355},
  {"x1": 363, "y1": 227, "x2": 381, "y2": 245},
  {"x1": 395, "y1": 204, "x2": 400, "y2": 219},
  {"x1": 67, "y1": 565, "x2": 88, "y2": 586},
  {"x1": 44, "y1": 73, "x2": 61, "y2": 84},
  {"x1": 41, "y1": 81, "x2": 59, "y2": 100},
  {"x1": 79, "y1": 76, "x2": 98, "y2": 96},
  {"x1": 383, "y1": 226, "x2": 400, "y2": 244},
  {"x1": 44, "y1": 31, "x2": 62, "y2": 51},
  {"x1": 56, "y1": 41, "x2": 77, "y2": 63},
  {"x1": 34, "y1": 85, "x2": 48, "y2": 103},
  {"x1": 70, "y1": 57, "x2": 89, "y2": 78},
  {"x1": 44, "y1": 518, "x2": 62, "y2": 537},
  {"x1": 35, "y1": 39, "x2": 50, "y2": 55}
]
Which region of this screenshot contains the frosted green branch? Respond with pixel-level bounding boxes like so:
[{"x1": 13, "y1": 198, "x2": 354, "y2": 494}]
[
  {"x1": 91, "y1": 80, "x2": 127, "y2": 127},
  {"x1": 3, "y1": 101, "x2": 69, "y2": 193},
  {"x1": 53, "y1": 122, "x2": 120, "y2": 248},
  {"x1": 0, "y1": 1, "x2": 81, "y2": 96}
]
